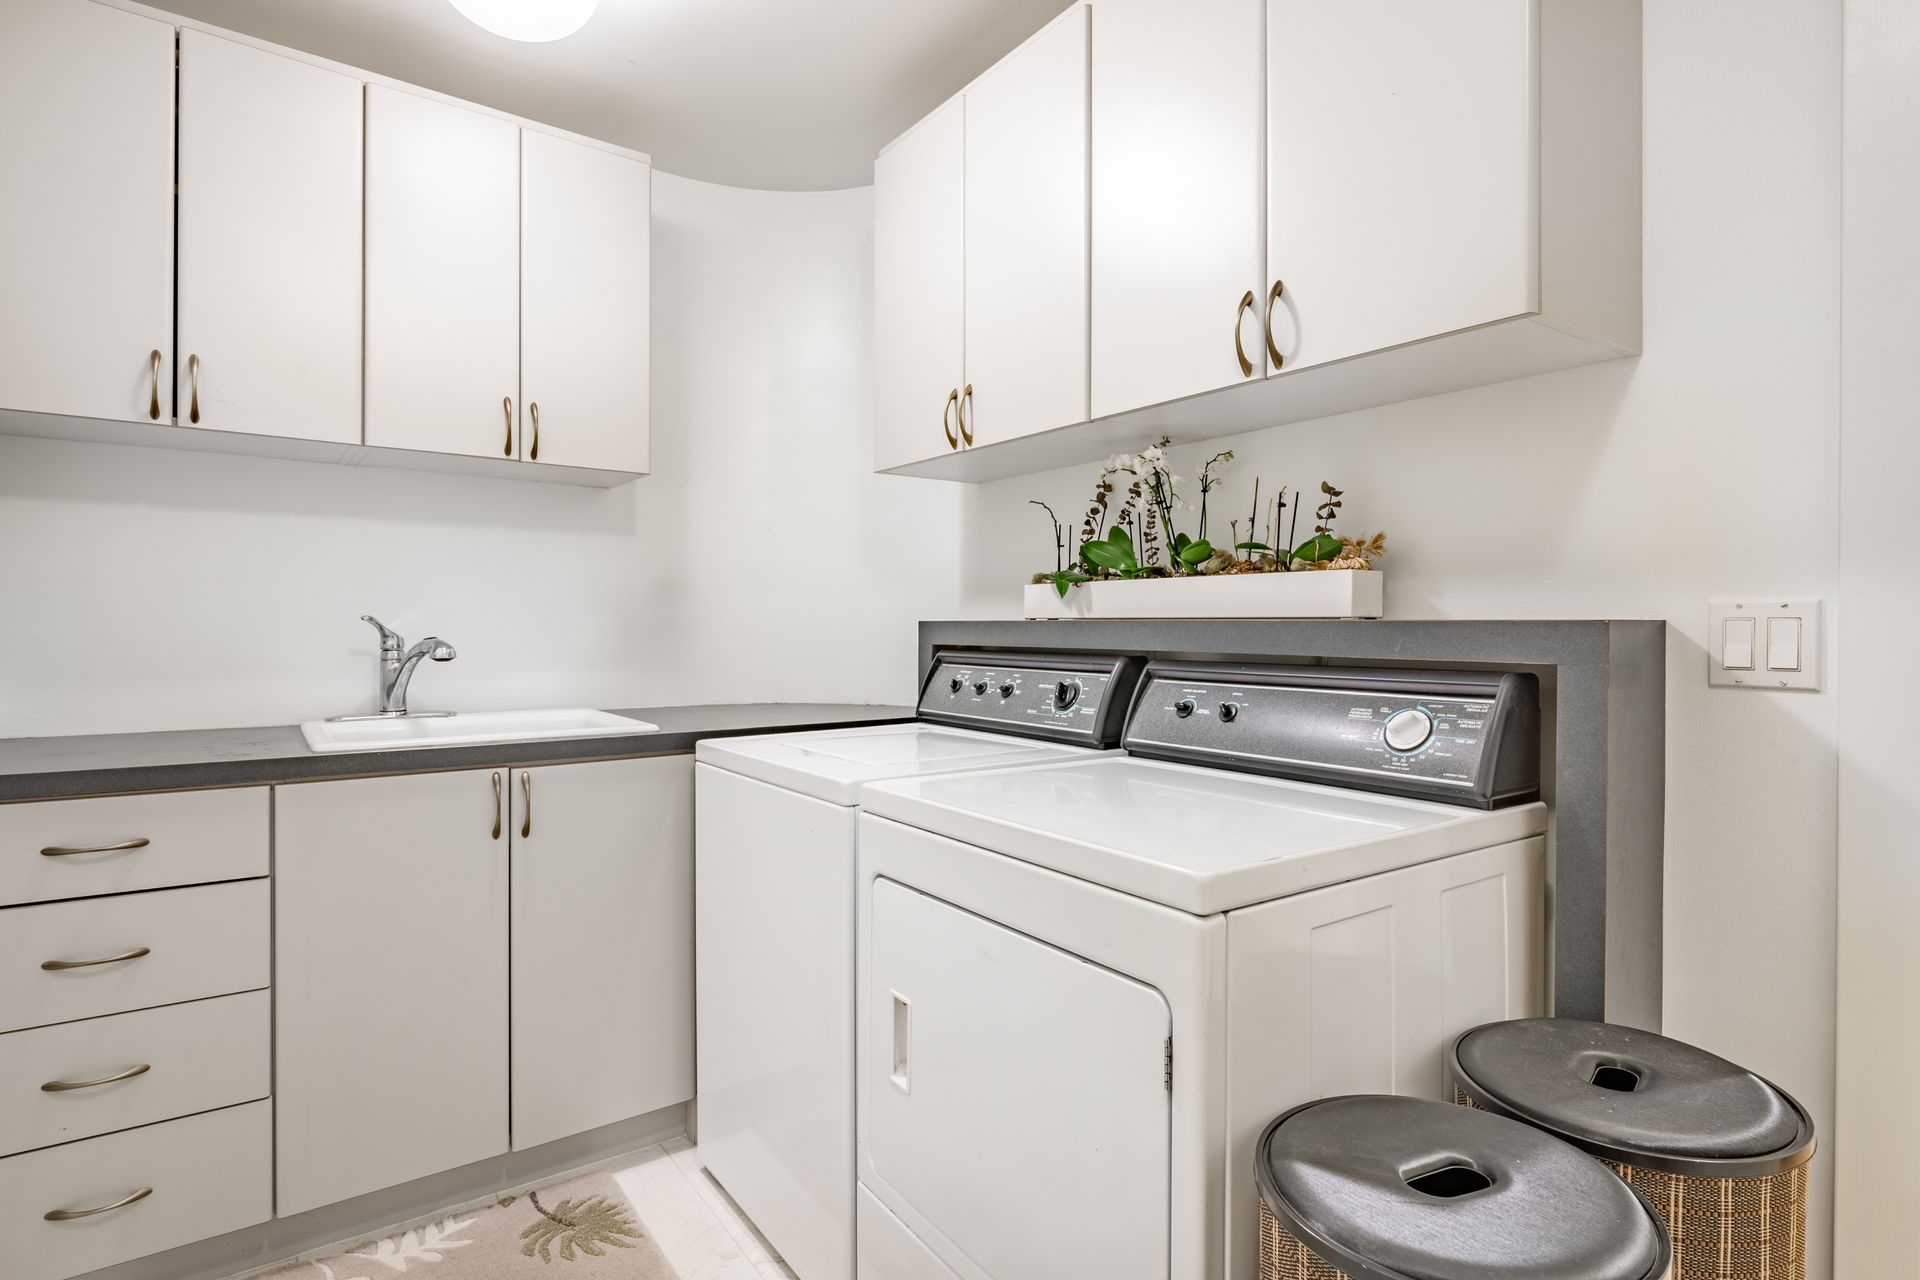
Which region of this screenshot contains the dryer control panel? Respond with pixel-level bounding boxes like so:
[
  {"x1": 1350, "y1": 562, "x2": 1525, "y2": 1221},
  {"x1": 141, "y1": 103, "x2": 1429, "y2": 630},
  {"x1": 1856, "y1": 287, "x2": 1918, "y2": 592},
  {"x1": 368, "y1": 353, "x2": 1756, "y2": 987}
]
[
  {"x1": 1123, "y1": 664, "x2": 1540, "y2": 808},
  {"x1": 918, "y1": 650, "x2": 1143, "y2": 747}
]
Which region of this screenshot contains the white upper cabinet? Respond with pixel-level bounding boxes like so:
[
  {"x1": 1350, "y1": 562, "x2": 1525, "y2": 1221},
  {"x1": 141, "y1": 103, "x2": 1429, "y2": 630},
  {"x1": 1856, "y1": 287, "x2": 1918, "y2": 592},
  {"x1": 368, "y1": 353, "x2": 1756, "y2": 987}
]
[
  {"x1": 521, "y1": 130, "x2": 652, "y2": 474},
  {"x1": 176, "y1": 30, "x2": 362, "y2": 443},
  {"x1": 961, "y1": 4, "x2": 1090, "y2": 450},
  {"x1": 873, "y1": 98, "x2": 966, "y2": 472},
  {"x1": 0, "y1": 0, "x2": 174, "y2": 425},
  {"x1": 510, "y1": 758, "x2": 693, "y2": 1150},
  {"x1": 365, "y1": 86, "x2": 521, "y2": 461},
  {"x1": 1091, "y1": 0, "x2": 1267, "y2": 418},
  {"x1": 1264, "y1": 0, "x2": 1536, "y2": 372}
]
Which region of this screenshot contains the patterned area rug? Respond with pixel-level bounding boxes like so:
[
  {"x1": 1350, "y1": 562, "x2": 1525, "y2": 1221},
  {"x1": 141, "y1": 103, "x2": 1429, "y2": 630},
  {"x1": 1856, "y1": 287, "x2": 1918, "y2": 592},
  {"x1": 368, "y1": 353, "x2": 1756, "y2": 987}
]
[{"x1": 260, "y1": 1171, "x2": 677, "y2": 1279}]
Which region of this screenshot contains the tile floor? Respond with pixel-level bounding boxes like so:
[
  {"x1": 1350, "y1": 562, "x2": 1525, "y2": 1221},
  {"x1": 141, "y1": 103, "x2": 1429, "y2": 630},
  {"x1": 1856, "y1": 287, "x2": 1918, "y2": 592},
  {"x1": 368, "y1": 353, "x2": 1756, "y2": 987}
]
[{"x1": 612, "y1": 1137, "x2": 800, "y2": 1280}]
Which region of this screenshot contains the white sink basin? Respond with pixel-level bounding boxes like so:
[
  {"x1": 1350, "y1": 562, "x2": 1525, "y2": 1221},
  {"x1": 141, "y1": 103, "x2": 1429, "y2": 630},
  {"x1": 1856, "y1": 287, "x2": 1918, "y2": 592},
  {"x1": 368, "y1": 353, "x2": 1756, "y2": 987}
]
[{"x1": 300, "y1": 709, "x2": 659, "y2": 753}]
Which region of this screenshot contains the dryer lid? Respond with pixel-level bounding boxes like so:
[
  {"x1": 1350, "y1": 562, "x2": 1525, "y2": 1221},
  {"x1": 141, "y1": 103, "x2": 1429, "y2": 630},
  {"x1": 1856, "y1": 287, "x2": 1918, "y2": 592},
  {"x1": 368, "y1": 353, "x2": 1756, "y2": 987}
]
[{"x1": 696, "y1": 723, "x2": 1098, "y2": 807}]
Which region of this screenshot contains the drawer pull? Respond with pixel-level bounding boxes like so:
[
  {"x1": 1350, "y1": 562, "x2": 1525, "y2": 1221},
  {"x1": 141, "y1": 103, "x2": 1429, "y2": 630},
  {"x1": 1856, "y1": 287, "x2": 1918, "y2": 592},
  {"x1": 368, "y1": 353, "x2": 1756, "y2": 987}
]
[
  {"x1": 41, "y1": 947, "x2": 151, "y2": 972},
  {"x1": 44, "y1": 1186, "x2": 153, "y2": 1221},
  {"x1": 40, "y1": 838, "x2": 151, "y2": 858},
  {"x1": 42, "y1": 1063, "x2": 152, "y2": 1093}
]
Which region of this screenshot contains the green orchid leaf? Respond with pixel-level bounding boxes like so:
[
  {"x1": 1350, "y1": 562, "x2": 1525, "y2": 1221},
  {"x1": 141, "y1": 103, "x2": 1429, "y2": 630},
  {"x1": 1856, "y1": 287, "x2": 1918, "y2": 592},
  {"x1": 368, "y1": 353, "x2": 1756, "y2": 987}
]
[
  {"x1": 1173, "y1": 532, "x2": 1191, "y2": 552},
  {"x1": 1081, "y1": 540, "x2": 1135, "y2": 572},
  {"x1": 1292, "y1": 533, "x2": 1342, "y2": 564},
  {"x1": 1178, "y1": 539, "x2": 1213, "y2": 566},
  {"x1": 1234, "y1": 541, "x2": 1272, "y2": 552}
]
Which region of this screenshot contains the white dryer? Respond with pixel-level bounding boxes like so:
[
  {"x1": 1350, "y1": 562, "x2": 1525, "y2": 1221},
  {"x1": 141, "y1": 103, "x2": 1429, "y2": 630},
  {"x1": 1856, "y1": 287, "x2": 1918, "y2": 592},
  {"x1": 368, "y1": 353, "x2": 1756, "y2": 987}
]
[
  {"x1": 852, "y1": 663, "x2": 1551, "y2": 1280},
  {"x1": 694, "y1": 650, "x2": 1143, "y2": 1280}
]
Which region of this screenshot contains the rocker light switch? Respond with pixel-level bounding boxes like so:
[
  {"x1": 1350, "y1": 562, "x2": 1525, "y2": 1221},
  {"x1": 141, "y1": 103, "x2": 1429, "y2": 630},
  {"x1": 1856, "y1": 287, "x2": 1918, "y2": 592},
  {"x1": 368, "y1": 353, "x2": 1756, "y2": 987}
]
[{"x1": 1709, "y1": 599, "x2": 1822, "y2": 690}]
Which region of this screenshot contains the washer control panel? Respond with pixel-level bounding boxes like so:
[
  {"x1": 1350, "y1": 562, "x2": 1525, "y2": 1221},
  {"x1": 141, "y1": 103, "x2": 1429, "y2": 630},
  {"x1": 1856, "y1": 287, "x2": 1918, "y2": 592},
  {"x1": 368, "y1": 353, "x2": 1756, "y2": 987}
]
[
  {"x1": 1123, "y1": 664, "x2": 1540, "y2": 808},
  {"x1": 918, "y1": 651, "x2": 1144, "y2": 746}
]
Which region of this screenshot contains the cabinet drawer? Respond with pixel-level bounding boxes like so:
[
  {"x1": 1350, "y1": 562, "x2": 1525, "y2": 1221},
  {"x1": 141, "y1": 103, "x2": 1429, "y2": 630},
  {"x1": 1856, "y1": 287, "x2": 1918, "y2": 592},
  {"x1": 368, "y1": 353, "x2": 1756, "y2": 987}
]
[
  {"x1": 0, "y1": 1100, "x2": 271, "y2": 1280},
  {"x1": 0, "y1": 990, "x2": 270, "y2": 1158},
  {"x1": 0, "y1": 789, "x2": 267, "y2": 907},
  {"x1": 0, "y1": 880, "x2": 269, "y2": 1033}
]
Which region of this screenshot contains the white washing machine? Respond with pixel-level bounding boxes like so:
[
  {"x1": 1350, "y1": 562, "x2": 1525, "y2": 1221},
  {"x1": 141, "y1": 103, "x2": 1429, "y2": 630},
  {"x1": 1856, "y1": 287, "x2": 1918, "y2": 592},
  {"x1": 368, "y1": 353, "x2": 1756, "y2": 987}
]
[
  {"x1": 852, "y1": 663, "x2": 1551, "y2": 1280},
  {"x1": 694, "y1": 650, "x2": 1144, "y2": 1280}
]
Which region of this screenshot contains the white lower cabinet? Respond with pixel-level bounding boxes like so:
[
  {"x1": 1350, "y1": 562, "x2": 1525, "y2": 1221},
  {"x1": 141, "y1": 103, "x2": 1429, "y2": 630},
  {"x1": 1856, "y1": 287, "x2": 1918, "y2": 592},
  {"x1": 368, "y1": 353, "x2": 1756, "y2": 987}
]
[
  {"x1": 510, "y1": 757, "x2": 693, "y2": 1149},
  {"x1": 0, "y1": 1100, "x2": 272, "y2": 1280},
  {"x1": 274, "y1": 769, "x2": 511, "y2": 1216}
]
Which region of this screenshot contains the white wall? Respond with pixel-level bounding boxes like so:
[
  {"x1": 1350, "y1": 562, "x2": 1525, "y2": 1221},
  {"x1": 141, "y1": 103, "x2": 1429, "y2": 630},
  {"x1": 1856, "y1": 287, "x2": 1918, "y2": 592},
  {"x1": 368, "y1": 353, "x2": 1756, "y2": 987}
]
[
  {"x1": 957, "y1": 3, "x2": 1842, "y2": 1273},
  {"x1": 0, "y1": 173, "x2": 962, "y2": 736},
  {"x1": 1834, "y1": 0, "x2": 1920, "y2": 1272}
]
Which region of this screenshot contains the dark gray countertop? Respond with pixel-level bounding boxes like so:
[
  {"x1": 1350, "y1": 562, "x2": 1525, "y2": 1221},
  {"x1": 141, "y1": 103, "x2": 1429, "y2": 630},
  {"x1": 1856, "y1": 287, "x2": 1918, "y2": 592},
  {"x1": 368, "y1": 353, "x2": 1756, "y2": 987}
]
[{"x1": 0, "y1": 703, "x2": 916, "y2": 803}]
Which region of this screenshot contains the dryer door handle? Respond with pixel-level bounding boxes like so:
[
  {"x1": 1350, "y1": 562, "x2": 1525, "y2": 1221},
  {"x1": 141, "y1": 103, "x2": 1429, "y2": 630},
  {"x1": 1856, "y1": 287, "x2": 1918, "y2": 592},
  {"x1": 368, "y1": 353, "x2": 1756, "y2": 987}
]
[{"x1": 889, "y1": 990, "x2": 912, "y2": 1094}]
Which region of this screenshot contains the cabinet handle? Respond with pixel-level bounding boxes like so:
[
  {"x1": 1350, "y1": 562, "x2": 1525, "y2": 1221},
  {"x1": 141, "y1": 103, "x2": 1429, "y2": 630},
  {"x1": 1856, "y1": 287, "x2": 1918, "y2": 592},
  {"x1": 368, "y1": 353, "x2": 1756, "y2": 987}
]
[
  {"x1": 520, "y1": 771, "x2": 533, "y2": 838},
  {"x1": 187, "y1": 354, "x2": 201, "y2": 424},
  {"x1": 41, "y1": 837, "x2": 150, "y2": 858},
  {"x1": 148, "y1": 350, "x2": 162, "y2": 421},
  {"x1": 42, "y1": 1063, "x2": 151, "y2": 1093},
  {"x1": 41, "y1": 946, "x2": 150, "y2": 972},
  {"x1": 45, "y1": 1187, "x2": 153, "y2": 1222},
  {"x1": 491, "y1": 772, "x2": 503, "y2": 840},
  {"x1": 942, "y1": 389, "x2": 959, "y2": 450},
  {"x1": 1234, "y1": 290, "x2": 1256, "y2": 377},
  {"x1": 958, "y1": 384, "x2": 975, "y2": 446},
  {"x1": 1265, "y1": 279, "x2": 1286, "y2": 371},
  {"x1": 502, "y1": 398, "x2": 514, "y2": 457},
  {"x1": 528, "y1": 403, "x2": 540, "y2": 461}
]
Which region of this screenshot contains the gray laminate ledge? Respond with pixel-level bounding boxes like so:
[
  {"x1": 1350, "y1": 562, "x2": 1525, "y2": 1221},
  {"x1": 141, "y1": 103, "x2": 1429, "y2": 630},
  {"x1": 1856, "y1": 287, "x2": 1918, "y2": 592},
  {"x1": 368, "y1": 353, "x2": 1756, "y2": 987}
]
[{"x1": 0, "y1": 703, "x2": 916, "y2": 804}]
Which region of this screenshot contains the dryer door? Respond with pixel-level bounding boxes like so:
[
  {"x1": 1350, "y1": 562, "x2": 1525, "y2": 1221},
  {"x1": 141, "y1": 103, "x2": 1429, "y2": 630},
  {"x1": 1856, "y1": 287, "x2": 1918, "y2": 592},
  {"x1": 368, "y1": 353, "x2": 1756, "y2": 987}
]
[{"x1": 866, "y1": 877, "x2": 1170, "y2": 1280}]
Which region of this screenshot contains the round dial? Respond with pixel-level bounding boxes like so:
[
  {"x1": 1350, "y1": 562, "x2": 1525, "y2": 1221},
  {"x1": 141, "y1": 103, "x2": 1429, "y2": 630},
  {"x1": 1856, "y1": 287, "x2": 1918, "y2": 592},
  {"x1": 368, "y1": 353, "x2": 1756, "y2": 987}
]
[
  {"x1": 1384, "y1": 707, "x2": 1435, "y2": 753},
  {"x1": 999, "y1": 682, "x2": 1016, "y2": 698},
  {"x1": 972, "y1": 680, "x2": 989, "y2": 696},
  {"x1": 949, "y1": 676, "x2": 964, "y2": 693},
  {"x1": 1218, "y1": 701, "x2": 1241, "y2": 724},
  {"x1": 1054, "y1": 681, "x2": 1079, "y2": 710},
  {"x1": 1174, "y1": 698, "x2": 1197, "y2": 719}
]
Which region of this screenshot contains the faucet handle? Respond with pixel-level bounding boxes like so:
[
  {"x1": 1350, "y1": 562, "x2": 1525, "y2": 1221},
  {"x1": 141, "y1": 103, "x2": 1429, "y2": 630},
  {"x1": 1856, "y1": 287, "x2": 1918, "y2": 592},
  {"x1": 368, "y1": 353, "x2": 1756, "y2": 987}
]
[{"x1": 360, "y1": 614, "x2": 405, "y2": 654}]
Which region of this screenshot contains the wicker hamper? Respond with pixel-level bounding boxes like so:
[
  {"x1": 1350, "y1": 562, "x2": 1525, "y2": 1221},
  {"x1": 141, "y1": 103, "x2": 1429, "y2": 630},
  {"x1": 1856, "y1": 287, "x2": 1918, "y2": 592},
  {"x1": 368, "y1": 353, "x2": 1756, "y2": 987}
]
[
  {"x1": 1450, "y1": 1019, "x2": 1816, "y2": 1280},
  {"x1": 1255, "y1": 1095, "x2": 1672, "y2": 1280}
]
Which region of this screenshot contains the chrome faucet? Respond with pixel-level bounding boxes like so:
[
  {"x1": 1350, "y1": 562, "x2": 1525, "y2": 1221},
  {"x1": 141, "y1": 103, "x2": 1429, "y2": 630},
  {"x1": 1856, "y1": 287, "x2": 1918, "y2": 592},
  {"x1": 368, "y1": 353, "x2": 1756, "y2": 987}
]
[{"x1": 357, "y1": 615, "x2": 457, "y2": 718}]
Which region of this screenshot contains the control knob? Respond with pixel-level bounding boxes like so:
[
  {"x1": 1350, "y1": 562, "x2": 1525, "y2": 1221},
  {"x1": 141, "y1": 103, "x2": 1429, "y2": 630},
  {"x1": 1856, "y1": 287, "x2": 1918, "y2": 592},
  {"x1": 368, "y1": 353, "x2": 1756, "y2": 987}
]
[
  {"x1": 949, "y1": 676, "x2": 964, "y2": 693},
  {"x1": 1054, "y1": 681, "x2": 1079, "y2": 710},
  {"x1": 972, "y1": 680, "x2": 989, "y2": 696},
  {"x1": 1218, "y1": 701, "x2": 1241, "y2": 724},
  {"x1": 1174, "y1": 698, "x2": 1197, "y2": 719},
  {"x1": 1384, "y1": 707, "x2": 1435, "y2": 752},
  {"x1": 999, "y1": 682, "x2": 1016, "y2": 699}
]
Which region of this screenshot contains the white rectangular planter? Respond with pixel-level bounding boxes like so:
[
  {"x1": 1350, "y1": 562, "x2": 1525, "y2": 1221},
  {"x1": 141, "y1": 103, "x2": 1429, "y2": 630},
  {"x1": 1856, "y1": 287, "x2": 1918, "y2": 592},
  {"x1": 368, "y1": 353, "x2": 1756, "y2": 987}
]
[{"x1": 1022, "y1": 570, "x2": 1382, "y2": 620}]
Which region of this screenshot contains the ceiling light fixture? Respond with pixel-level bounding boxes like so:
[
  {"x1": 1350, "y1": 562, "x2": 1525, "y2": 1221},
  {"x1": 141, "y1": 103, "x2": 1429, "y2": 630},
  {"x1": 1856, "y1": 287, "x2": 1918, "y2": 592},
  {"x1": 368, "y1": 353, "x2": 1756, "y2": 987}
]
[{"x1": 447, "y1": 0, "x2": 598, "y2": 43}]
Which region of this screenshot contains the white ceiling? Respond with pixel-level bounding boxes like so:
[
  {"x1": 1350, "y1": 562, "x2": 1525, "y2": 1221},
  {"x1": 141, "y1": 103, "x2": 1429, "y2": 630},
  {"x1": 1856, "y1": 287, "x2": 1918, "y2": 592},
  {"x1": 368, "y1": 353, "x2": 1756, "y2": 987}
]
[{"x1": 162, "y1": 0, "x2": 1068, "y2": 190}]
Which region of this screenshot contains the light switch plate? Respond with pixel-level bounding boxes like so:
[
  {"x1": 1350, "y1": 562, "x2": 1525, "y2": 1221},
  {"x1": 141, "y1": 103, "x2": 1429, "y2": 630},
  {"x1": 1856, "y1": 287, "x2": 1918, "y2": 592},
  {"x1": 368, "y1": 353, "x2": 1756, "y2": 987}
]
[{"x1": 1709, "y1": 598, "x2": 1823, "y2": 690}]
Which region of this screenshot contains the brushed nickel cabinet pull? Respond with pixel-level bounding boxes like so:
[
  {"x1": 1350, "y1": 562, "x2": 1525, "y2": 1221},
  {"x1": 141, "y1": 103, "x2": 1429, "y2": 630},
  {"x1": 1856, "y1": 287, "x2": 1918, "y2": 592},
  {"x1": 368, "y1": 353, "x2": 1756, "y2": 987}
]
[
  {"x1": 41, "y1": 838, "x2": 150, "y2": 858},
  {"x1": 187, "y1": 354, "x2": 201, "y2": 423},
  {"x1": 1265, "y1": 279, "x2": 1286, "y2": 371},
  {"x1": 520, "y1": 771, "x2": 532, "y2": 838},
  {"x1": 148, "y1": 350, "x2": 162, "y2": 420},
  {"x1": 492, "y1": 772, "x2": 503, "y2": 840},
  {"x1": 41, "y1": 946, "x2": 151, "y2": 971},
  {"x1": 502, "y1": 398, "x2": 514, "y2": 457},
  {"x1": 1234, "y1": 290, "x2": 1256, "y2": 377},
  {"x1": 958, "y1": 384, "x2": 975, "y2": 446},
  {"x1": 45, "y1": 1187, "x2": 152, "y2": 1221},
  {"x1": 942, "y1": 389, "x2": 959, "y2": 450},
  {"x1": 528, "y1": 402, "x2": 540, "y2": 461},
  {"x1": 42, "y1": 1063, "x2": 151, "y2": 1093}
]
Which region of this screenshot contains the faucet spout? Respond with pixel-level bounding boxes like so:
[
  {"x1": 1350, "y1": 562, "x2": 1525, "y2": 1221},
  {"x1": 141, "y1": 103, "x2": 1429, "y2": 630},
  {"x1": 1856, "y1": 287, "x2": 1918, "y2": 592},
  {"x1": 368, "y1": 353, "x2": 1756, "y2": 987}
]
[{"x1": 386, "y1": 637, "x2": 456, "y2": 714}]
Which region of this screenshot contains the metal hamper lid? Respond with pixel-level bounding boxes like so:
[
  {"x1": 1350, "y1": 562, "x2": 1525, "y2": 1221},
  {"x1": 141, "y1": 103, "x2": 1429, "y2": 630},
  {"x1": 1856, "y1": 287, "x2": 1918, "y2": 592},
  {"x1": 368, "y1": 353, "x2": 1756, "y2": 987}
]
[
  {"x1": 1450, "y1": 1018, "x2": 1817, "y2": 1178},
  {"x1": 1256, "y1": 1095, "x2": 1671, "y2": 1280}
]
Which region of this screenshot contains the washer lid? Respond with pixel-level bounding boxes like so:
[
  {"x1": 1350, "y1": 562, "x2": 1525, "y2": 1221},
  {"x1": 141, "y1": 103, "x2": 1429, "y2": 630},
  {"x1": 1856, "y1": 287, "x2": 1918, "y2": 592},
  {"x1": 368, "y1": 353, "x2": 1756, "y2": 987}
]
[
  {"x1": 859, "y1": 755, "x2": 1545, "y2": 914},
  {"x1": 1257, "y1": 1096, "x2": 1670, "y2": 1280},
  {"x1": 695, "y1": 723, "x2": 1096, "y2": 807},
  {"x1": 1452, "y1": 1019, "x2": 1815, "y2": 1172}
]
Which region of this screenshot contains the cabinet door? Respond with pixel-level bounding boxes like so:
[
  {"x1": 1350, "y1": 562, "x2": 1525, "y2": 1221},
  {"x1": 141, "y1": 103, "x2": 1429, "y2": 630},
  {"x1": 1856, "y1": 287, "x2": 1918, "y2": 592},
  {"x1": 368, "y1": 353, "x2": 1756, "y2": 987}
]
[
  {"x1": 365, "y1": 86, "x2": 520, "y2": 459},
  {"x1": 1265, "y1": 0, "x2": 1536, "y2": 371},
  {"x1": 177, "y1": 30, "x2": 362, "y2": 443},
  {"x1": 274, "y1": 770, "x2": 509, "y2": 1215},
  {"x1": 1091, "y1": 0, "x2": 1266, "y2": 418},
  {"x1": 0, "y1": 0, "x2": 173, "y2": 424},
  {"x1": 521, "y1": 131, "x2": 651, "y2": 474},
  {"x1": 962, "y1": 5, "x2": 1090, "y2": 449},
  {"x1": 510, "y1": 757, "x2": 692, "y2": 1149},
  {"x1": 873, "y1": 98, "x2": 965, "y2": 472}
]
